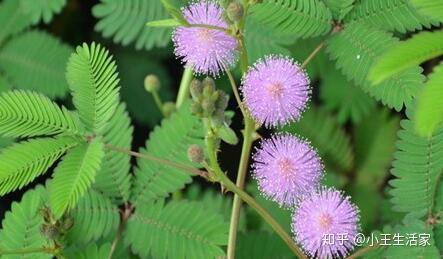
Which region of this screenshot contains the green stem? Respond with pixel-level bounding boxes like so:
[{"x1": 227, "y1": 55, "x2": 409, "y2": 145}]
[
  {"x1": 225, "y1": 69, "x2": 246, "y2": 117},
  {"x1": 206, "y1": 135, "x2": 306, "y2": 259},
  {"x1": 152, "y1": 91, "x2": 165, "y2": 116},
  {"x1": 188, "y1": 23, "x2": 229, "y2": 33},
  {"x1": 0, "y1": 247, "x2": 56, "y2": 256},
  {"x1": 176, "y1": 67, "x2": 193, "y2": 109}
]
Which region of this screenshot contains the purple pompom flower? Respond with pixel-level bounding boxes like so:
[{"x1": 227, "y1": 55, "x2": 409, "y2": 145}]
[
  {"x1": 172, "y1": 1, "x2": 238, "y2": 76},
  {"x1": 252, "y1": 134, "x2": 323, "y2": 207},
  {"x1": 241, "y1": 56, "x2": 310, "y2": 127},
  {"x1": 292, "y1": 188, "x2": 360, "y2": 259}
]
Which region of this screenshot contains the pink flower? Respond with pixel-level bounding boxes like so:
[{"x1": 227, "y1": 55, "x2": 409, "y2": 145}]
[
  {"x1": 292, "y1": 188, "x2": 360, "y2": 258},
  {"x1": 241, "y1": 56, "x2": 310, "y2": 127},
  {"x1": 172, "y1": 1, "x2": 238, "y2": 76},
  {"x1": 252, "y1": 133, "x2": 323, "y2": 207}
]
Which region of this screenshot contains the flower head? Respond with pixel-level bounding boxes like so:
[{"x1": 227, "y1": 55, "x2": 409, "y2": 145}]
[
  {"x1": 292, "y1": 188, "x2": 360, "y2": 258},
  {"x1": 241, "y1": 56, "x2": 310, "y2": 127},
  {"x1": 172, "y1": 1, "x2": 238, "y2": 76},
  {"x1": 252, "y1": 134, "x2": 323, "y2": 207}
]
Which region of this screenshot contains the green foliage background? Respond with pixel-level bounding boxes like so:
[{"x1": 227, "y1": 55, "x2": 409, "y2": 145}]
[{"x1": 0, "y1": 0, "x2": 442, "y2": 258}]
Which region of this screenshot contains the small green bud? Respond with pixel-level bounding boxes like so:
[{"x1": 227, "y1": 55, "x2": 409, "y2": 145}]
[
  {"x1": 191, "y1": 102, "x2": 203, "y2": 115},
  {"x1": 190, "y1": 79, "x2": 203, "y2": 100},
  {"x1": 219, "y1": 0, "x2": 232, "y2": 8},
  {"x1": 162, "y1": 102, "x2": 176, "y2": 117},
  {"x1": 210, "y1": 91, "x2": 220, "y2": 102},
  {"x1": 202, "y1": 77, "x2": 216, "y2": 96},
  {"x1": 215, "y1": 91, "x2": 229, "y2": 111},
  {"x1": 201, "y1": 99, "x2": 216, "y2": 116},
  {"x1": 227, "y1": 2, "x2": 244, "y2": 22},
  {"x1": 187, "y1": 144, "x2": 205, "y2": 163},
  {"x1": 144, "y1": 74, "x2": 160, "y2": 93},
  {"x1": 40, "y1": 224, "x2": 59, "y2": 240}
]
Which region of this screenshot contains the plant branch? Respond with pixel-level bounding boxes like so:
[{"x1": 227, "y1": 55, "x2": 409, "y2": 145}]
[
  {"x1": 301, "y1": 40, "x2": 325, "y2": 69},
  {"x1": 225, "y1": 68, "x2": 247, "y2": 117},
  {"x1": 205, "y1": 134, "x2": 306, "y2": 259},
  {"x1": 188, "y1": 23, "x2": 229, "y2": 33},
  {"x1": 152, "y1": 91, "x2": 166, "y2": 117},
  {"x1": 104, "y1": 144, "x2": 208, "y2": 179},
  {"x1": 108, "y1": 203, "x2": 133, "y2": 259},
  {"x1": 176, "y1": 67, "x2": 193, "y2": 109}
]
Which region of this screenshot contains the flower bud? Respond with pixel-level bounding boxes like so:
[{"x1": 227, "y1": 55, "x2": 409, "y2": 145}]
[
  {"x1": 215, "y1": 91, "x2": 229, "y2": 111},
  {"x1": 187, "y1": 144, "x2": 204, "y2": 163},
  {"x1": 227, "y1": 2, "x2": 244, "y2": 23},
  {"x1": 162, "y1": 102, "x2": 176, "y2": 117},
  {"x1": 191, "y1": 102, "x2": 203, "y2": 115},
  {"x1": 190, "y1": 79, "x2": 203, "y2": 100},
  {"x1": 202, "y1": 99, "x2": 216, "y2": 116},
  {"x1": 144, "y1": 74, "x2": 160, "y2": 93},
  {"x1": 202, "y1": 77, "x2": 216, "y2": 96}
]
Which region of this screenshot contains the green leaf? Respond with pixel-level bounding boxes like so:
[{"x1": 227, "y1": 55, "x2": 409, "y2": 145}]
[
  {"x1": 345, "y1": 0, "x2": 438, "y2": 33},
  {"x1": 244, "y1": 19, "x2": 293, "y2": 63},
  {"x1": 236, "y1": 231, "x2": 292, "y2": 259},
  {"x1": 49, "y1": 138, "x2": 105, "y2": 219},
  {"x1": 248, "y1": 0, "x2": 333, "y2": 38},
  {"x1": 0, "y1": 30, "x2": 73, "y2": 98},
  {"x1": 66, "y1": 42, "x2": 120, "y2": 134},
  {"x1": 326, "y1": 23, "x2": 424, "y2": 111},
  {"x1": 93, "y1": 103, "x2": 133, "y2": 203},
  {"x1": 218, "y1": 124, "x2": 238, "y2": 145},
  {"x1": 369, "y1": 30, "x2": 443, "y2": 84},
  {"x1": 0, "y1": 0, "x2": 32, "y2": 45},
  {"x1": 66, "y1": 190, "x2": 119, "y2": 244},
  {"x1": 147, "y1": 19, "x2": 181, "y2": 27},
  {"x1": 0, "y1": 90, "x2": 81, "y2": 138},
  {"x1": 131, "y1": 102, "x2": 204, "y2": 205},
  {"x1": 0, "y1": 136, "x2": 78, "y2": 196},
  {"x1": 0, "y1": 186, "x2": 51, "y2": 259},
  {"x1": 320, "y1": 67, "x2": 376, "y2": 124},
  {"x1": 160, "y1": 0, "x2": 189, "y2": 25},
  {"x1": 389, "y1": 107, "x2": 443, "y2": 214},
  {"x1": 416, "y1": 63, "x2": 443, "y2": 137},
  {"x1": 19, "y1": 0, "x2": 66, "y2": 24},
  {"x1": 323, "y1": 0, "x2": 355, "y2": 21},
  {"x1": 281, "y1": 107, "x2": 354, "y2": 173},
  {"x1": 411, "y1": 0, "x2": 443, "y2": 22},
  {"x1": 93, "y1": 0, "x2": 175, "y2": 50},
  {"x1": 384, "y1": 215, "x2": 439, "y2": 257},
  {"x1": 354, "y1": 109, "x2": 399, "y2": 187},
  {"x1": 65, "y1": 243, "x2": 112, "y2": 259},
  {"x1": 124, "y1": 199, "x2": 228, "y2": 259}
]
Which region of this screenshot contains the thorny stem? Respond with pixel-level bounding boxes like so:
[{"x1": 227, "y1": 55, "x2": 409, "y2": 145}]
[
  {"x1": 104, "y1": 144, "x2": 208, "y2": 179},
  {"x1": 205, "y1": 134, "x2": 307, "y2": 259},
  {"x1": 0, "y1": 247, "x2": 57, "y2": 256},
  {"x1": 108, "y1": 203, "x2": 133, "y2": 259},
  {"x1": 176, "y1": 67, "x2": 193, "y2": 109}
]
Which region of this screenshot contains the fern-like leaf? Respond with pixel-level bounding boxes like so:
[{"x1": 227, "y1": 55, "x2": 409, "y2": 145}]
[
  {"x1": 244, "y1": 20, "x2": 293, "y2": 63},
  {"x1": 248, "y1": 0, "x2": 333, "y2": 38},
  {"x1": 92, "y1": 0, "x2": 172, "y2": 50},
  {"x1": 0, "y1": 90, "x2": 81, "y2": 138},
  {"x1": 320, "y1": 67, "x2": 376, "y2": 124},
  {"x1": 131, "y1": 103, "x2": 204, "y2": 205},
  {"x1": 389, "y1": 108, "x2": 443, "y2": 214},
  {"x1": 369, "y1": 30, "x2": 443, "y2": 84},
  {"x1": 66, "y1": 42, "x2": 120, "y2": 134},
  {"x1": 345, "y1": 0, "x2": 438, "y2": 33},
  {"x1": 49, "y1": 138, "x2": 105, "y2": 219},
  {"x1": 415, "y1": 63, "x2": 443, "y2": 137},
  {"x1": 19, "y1": 0, "x2": 66, "y2": 24},
  {"x1": 0, "y1": 30, "x2": 73, "y2": 98},
  {"x1": 65, "y1": 244, "x2": 112, "y2": 259},
  {"x1": 124, "y1": 199, "x2": 228, "y2": 259},
  {"x1": 0, "y1": 186, "x2": 51, "y2": 259},
  {"x1": 236, "y1": 231, "x2": 292, "y2": 259},
  {"x1": 0, "y1": 0, "x2": 32, "y2": 45},
  {"x1": 281, "y1": 107, "x2": 354, "y2": 172},
  {"x1": 94, "y1": 103, "x2": 132, "y2": 203},
  {"x1": 326, "y1": 23, "x2": 424, "y2": 111},
  {"x1": 323, "y1": 0, "x2": 355, "y2": 21},
  {"x1": 0, "y1": 136, "x2": 78, "y2": 196},
  {"x1": 66, "y1": 189, "x2": 119, "y2": 243},
  {"x1": 411, "y1": 0, "x2": 443, "y2": 22}
]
